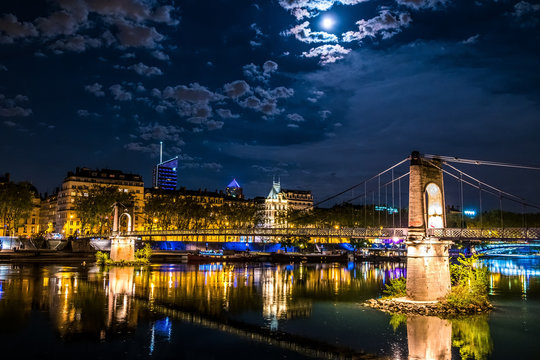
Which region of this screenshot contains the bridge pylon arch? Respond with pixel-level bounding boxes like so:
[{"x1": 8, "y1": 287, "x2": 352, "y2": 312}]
[
  {"x1": 408, "y1": 151, "x2": 446, "y2": 240},
  {"x1": 406, "y1": 151, "x2": 452, "y2": 301}
]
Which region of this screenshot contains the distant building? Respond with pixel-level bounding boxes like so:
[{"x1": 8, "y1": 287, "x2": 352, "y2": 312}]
[
  {"x1": 264, "y1": 179, "x2": 313, "y2": 227},
  {"x1": 225, "y1": 179, "x2": 243, "y2": 199},
  {"x1": 55, "y1": 167, "x2": 144, "y2": 235},
  {"x1": 39, "y1": 191, "x2": 58, "y2": 234},
  {"x1": 153, "y1": 156, "x2": 178, "y2": 191}
]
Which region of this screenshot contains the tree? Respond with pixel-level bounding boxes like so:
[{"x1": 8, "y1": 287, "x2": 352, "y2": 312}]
[
  {"x1": 74, "y1": 185, "x2": 134, "y2": 234},
  {"x1": 0, "y1": 181, "x2": 35, "y2": 236}
]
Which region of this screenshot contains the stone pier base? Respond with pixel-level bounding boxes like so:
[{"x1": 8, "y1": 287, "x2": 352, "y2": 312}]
[
  {"x1": 406, "y1": 239, "x2": 452, "y2": 301},
  {"x1": 110, "y1": 237, "x2": 136, "y2": 262}
]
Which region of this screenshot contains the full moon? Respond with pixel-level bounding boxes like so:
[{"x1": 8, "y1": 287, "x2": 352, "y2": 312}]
[{"x1": 320, "y1": 15, "x2": 336, "y2": 31}]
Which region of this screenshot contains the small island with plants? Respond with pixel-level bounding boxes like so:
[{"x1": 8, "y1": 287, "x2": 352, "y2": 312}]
[
  {"x1": 365, "y1": 254, "x2": 493, "y2": 316},
  {"x1": 95, "y1": 243, "x2": 153, "y2": 266}
]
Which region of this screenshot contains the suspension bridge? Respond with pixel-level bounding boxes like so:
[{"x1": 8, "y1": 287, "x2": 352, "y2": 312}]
[{"x1": 91, "y1": 150, "x2": 540, "y2": 243}]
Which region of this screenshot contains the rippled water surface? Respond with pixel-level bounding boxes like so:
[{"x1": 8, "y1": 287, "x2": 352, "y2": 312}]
[{"x1": 0, "y1": 257, "x2": 539, "y2": 359}]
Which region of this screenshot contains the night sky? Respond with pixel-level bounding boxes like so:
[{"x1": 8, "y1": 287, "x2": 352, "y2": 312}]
[{"x1": 1, "y1": 0, "x2": 539, "y2": 205}]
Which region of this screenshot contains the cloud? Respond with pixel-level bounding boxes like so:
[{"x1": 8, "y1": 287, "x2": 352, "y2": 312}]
[
  {"x1": 287, "y1": 113, "x2": 305, "y2": 122},
  {"x1": 278, "y1": 0, "x2": 369, "y2": 20},
  {"x1": 216, "y1": 108, "x2": 240, "y2": 119},
  {"x1": 35, "y1": 10, "x2": 86, "y2": 37},
  {"x1": 50, "y1": 34, "x2": 102, "y2": 52},
  {"x1": 263, "y1": 60, "x2": 278, "y2": 73},
  {"x1": 0, "y1": 93, "x2": 32, "y2": 117},
  {"x1": 462, "y1": 34, "x2": 480, "y2": 45},
  {"x1": 302, "y1": 44, "x2": 351, "y2": 64},
  {"x1": 84, "y1": 82, "x2": 105, "y2": 97},
  {"x1": 0, "y1": 13, "x2": 38, "y2": 43},
  {"x1": 243, "y1": 61, "x2": 279, "y2": 83},
  {"x1": 287, "y1": 123, "x2": 299, "y2": 128},
  {"x1": 224, "y1": 80, "x2": 251, "y2": 98},
  {"x1": 307, "y1": 89, "x2": 325, "y2": 102},
  {"x1": 396, "y1": 0, "x2": 450, "y2": 10},
  {"x1": 109, "y1": 84, "x2": 132, "y2": 101},
  {"x1": 151, "y1": 49, "x2": 170, "y2": 61},
  {"x1": 182, "y1": 162, "x2": 223, "y2": 171},
  {"x1": 342, "y1": 10, "x2": 412, "y2": 42},
  {"x1": 128, "y1": 62, "x2": 163, "y2": 76},
  {"x1": 319, "y1": 110, "x2": 332, "y2": 119},
  {"x1": 255, "y1": 86, "x2": 295, "y2": 100},
  {"x1": 250, "y1": 22, "x2": 265, "y2": 47},
  {"x1": 0, "y1": 64, "x2": 7, "y2": 71},
  {"x1": 124, "y1": 142, "x2": 160, "y2": 153},
  {"x1": 77, "y1": 109, "x2": 100, "y2": 117},
  {"x1": 206, "y1": 119, "x2": 224, "y2": 130},
  {"x1": 283, "y1": 21, "x2": 338, "y2": 43},
  {"x1": 114, "y1": 20, "x2": 164, "y2": 48},
  {"x1": 512, "y1": 1, "x2": 540, "y2": 26},
  {"x1": 138, "y1": 122, "x2": 184, "y2": 142},
  {"x1": 163, "y1": 83, "x2": 223, "y2": 103},
  {"x1": 151, "y1": 5, "x2": 180, "y2": 25}
]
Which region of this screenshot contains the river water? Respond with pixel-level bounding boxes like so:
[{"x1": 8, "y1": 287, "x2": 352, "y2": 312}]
[{"x1": 0, "y1": 257, "x2": 538, "y2": 359}]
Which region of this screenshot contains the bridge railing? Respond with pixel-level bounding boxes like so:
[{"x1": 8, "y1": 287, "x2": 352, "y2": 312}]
[
  {"x1": 116, "y1": 227, "x2": 410, "y2": 239},
  {"x1": 428, "y1": 228, "x2": 540, "y2": 240},
  {"x1": 76, "y1": 227, "x2": 540, "y2": 241}
]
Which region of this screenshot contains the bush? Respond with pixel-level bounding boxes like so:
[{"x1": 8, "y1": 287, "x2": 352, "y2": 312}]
[
  {"x1": 446, "y1": 254, "x2": 490, "y2": 310},
  {"x1": 134, "y1": 243, "x2": 152, "y2": 264},
  {"x1": 95, "y1": 251, "x2": 110, "y2": 265},
  {"x1": 383, "y1": 277, "x2": 407, "y2": 298}
]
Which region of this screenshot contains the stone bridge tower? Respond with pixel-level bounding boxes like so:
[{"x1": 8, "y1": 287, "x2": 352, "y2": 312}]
[{"x1": 406, "y1": 151, "x2": 451, "y2": 301}]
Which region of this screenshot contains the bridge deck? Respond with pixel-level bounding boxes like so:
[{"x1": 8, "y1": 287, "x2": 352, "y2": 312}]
[{"x1": 78, "y1": 227, "x2": 540, "y2": 241}]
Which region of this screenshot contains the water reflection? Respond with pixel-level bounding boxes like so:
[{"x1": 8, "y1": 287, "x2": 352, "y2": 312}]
[
  {"x1": 0, "y1": 257, "x2": 537, "y2": 359},
  {"x1": 407, "y1": 315, "x2": 452, "y2": 360}
]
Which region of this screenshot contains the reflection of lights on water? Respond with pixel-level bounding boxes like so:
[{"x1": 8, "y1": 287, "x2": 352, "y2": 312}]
[
  {"x1": 149, "y1": 317, "x2": 172, "y2": 355},
  {"x1": 483, "y1": 259, "x2": 540, "y2": 296}
]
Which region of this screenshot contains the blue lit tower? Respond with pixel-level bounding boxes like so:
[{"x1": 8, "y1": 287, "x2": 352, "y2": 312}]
[
  {"x1": 152, "y1": 142, "x2": 178, "y2": 190},
  {"x1": 225, "y1": 179, "x2": 243, "y2": 198}
]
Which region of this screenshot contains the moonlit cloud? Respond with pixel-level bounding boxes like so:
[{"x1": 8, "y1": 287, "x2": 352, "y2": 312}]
[
  {"x1": 342, "y1": 11, "x2": 412, "y2": 42},
  {"x1": 302, "y1": 44, "x2": 352, "y2": 64},
  {"x1": 224, "y1": 80, "x2": 251, "y2": 98},
  {"x1": 396, "y1": 0, "x2": 450, "y2": 10},
  {"x1": 84, "y1": 82, "x2": 105, "y2": 97},
  {"x1": 109, "y1": 84, "x2": 133, "y2": 101},
  {"x1": 278, "y1": 0, "x2": 369, "y2": 20},
  {"x1": 283, "y1": 21, "x2": 338, "y2": 43},
  {"x1": 0, "y1": 93, "x2": 32, "y2": 117},
  {"x1": 128, "y1": 62, "x2": 163, "y2": 76}
]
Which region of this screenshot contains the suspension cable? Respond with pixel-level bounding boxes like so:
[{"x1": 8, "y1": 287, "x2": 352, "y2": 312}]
[
  {"x1": 309, "y1": 157, "x2": 409, "y2": 209},
  {"x1": 424, "y1": 154, "x2": 540, "y2": 170},
  {"x1": 424, "y1": 158, "x2": 540, "y2": 210}
]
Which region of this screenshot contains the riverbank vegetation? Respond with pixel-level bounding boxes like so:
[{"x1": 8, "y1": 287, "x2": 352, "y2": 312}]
[{"x1": 95, "y1": 243, "x2": 152, "y2": 266}]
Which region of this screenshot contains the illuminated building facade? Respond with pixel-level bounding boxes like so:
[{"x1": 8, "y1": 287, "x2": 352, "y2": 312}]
[
  {"x1": 153, "y1": 156, "x2": 178, "y2": 191},
  {"x1": 225, "y1": 179, "x2": 243, "y2": 199},
  {"x1": 39, "y1": 192, "x2": 57, "y2": 234},
  {"x1": 264, "y1": 179, "x2": 313, "y2": 227},
  {"x1": 55, "y1": 168, "x2": 144, "y2": 235}
]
